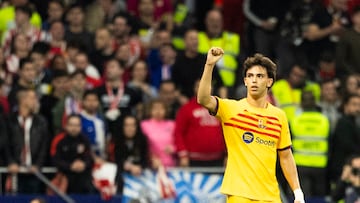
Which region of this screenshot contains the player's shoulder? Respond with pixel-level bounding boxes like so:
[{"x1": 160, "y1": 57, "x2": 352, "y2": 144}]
[{"x1": 267, "y1": 102, "x2": 287, "y2": 117}]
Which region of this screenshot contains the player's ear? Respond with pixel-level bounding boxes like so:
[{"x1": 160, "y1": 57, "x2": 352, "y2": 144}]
[{"x1": 267, "y1": 78, "x2": 273, "y2": 87}]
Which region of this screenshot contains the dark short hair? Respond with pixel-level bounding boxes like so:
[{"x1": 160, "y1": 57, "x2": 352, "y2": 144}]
[
  {"x1": 243, "y1": 53, "x2": 277, "y2": 83},
  {"x1": 52, "y1": 69, "x2": 68, "y2": 80},
  {"x1": 82, "y1": 89, "x2": 99, "y2": 100},
  {"x1": 15, "y1": 5, "x2": 33, "y2": 17},
  {"x1": 19, "y1": 57, "x2": 33, "y2": 70},
  {"x1": 353, "y1": 5, "x2": 360, "y2": 15},
  {"x1": 69, "y1": 69, "x2": 86, "y2": 79}
]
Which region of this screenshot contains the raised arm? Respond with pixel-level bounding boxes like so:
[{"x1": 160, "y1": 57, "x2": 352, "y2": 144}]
[{"x1": 197, "y1": 47, "x2": 224, "y2": 112}]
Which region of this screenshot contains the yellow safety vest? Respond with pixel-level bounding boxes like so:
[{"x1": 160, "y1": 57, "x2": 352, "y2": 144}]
[
  {"x1": 198, "y1": 31, "x2": 240, "y2": 87},
  {"x1": 290, "y1": 111, "x2": 330, "y2": 168},
  {"x1": 271, "y1": 79, "x2": 321, "y2": 122}
]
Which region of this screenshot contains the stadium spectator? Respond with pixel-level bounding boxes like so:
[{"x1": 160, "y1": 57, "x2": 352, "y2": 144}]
[
  {"x1": 6, "y1": 88, "x2": 49, "y2": 194},
  {"x1": 158, "y1": 80, "x2": 181, "y2": 119},
  {"x1": 7, "y1": 57, "x2": 37, "y2": 112},
  {"x1": 271, "y1": 63, "x2": 321, "y2": 121},
  {"x1": 5, "y1": 33, "x2": 31, "y2": 75},
  {"x1": 141, "y1": 99, "x2": 175, "y2": 168},
  {"x1": 197, "y1": 9, "x2": 240, "y2": 89},
  {"x1": 47, "y1": 20, "x2": 67, "y2": 57},
  {"x1": 112, "y1": 12, "x2": 142, "y2": 66},
  {"x1": 2, "y1": 5, "x2": 47, "y2": 57},
  {"x1": 96, "y1": 59, "x2": 141, "y2": 138},
  {"x1": 0, "y1": 0, "x2": 42, "y2": 38},
  {"x1": 319, "y1": 79, "x2": 342, "y2": 133},
  {"x1": 277, "y1": 0, "x2": 321, "y2": 78},
  {"x1": 72, "y1": 52, "x2": 102, "y2": 88},
  {"x1": 40, "y1": 69, "x2": 68, "y2": 138},
  {"x1": 302, "y1": 0, "x2": 351, "y2": 69},
  {"x1": 127, "y1": 59, "x2": 158, "y2": 103},
  {"x1": 290, "y1": 91, "x2": 330, "y2": 198},
  {"x1": 172, "y1": 29, "x2": 223, "y2": 99},
  {"x1": 80, "y1": 90, "x2": 107, "y2": 161},
  {"x1": 89, "y1": 27, "x2": 115, "y2": 75},
  {"x1": 0, "y1": 79, "x2": 10, "y2": 114},
  {"x1": 42, "y1": 0, "x2": 64, "y2": 31},
  {"x1": 29, "y1": 42, "x2": 52, "y2": 96},
  {"x1": 331, "y1": 154, "x2": 360, "y2": 203},
  {"x1": 84, "y1": 0, "x2": 118, "y2": 33},
  {"x1": 336, "y1": 5, "x2": 360, "y2": 75},
  {"x1": 175, "y1": 80, "x2": 226, "y2": 167},
  {"x1": 52, "y1": 70, "x2": 87, "y2": 135},
  {"x1": 52, "y1": 114, "x2": 95, "y2": 194},
  {"x1": 114, "y1": 115, "x2": 149, "y2": 192},
  {"x1": 64, "y1": 3, "x2": 93, "y2": 53},
  {"x1": 146, "y1": 30, "x2": 176, "y2": 88},
  {"x1": 340, "y1": 74, "x2": 360, "y2": 96},
  {"x1": 328, "y1": 94, "x2": 360, "y2": 184},
  {"x1": 243, "y1": 0, "x2": 289, "y2": 58}
]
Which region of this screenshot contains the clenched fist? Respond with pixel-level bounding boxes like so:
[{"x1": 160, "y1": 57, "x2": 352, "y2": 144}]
[{"x1": 206, "y1": 47, "x2": 224, "y2": 66}]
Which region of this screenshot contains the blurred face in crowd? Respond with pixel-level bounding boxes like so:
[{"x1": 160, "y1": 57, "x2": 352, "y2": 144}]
[
  {"x1": 321, "y1": 81, "x2": 338, "y2": 103},
  {"x1": 95, "y1": 28, "x2": 112, "y2": 50},
  {"x1": 153, "y1": 30, "x2": 171, "y2": 48},
  {"x1": 50, "y1": 21, "x2": 65, "y2": 41},
  {"x1": 116, "y1": 44, "x2": 130, "y2": 63},
  {"x1": 66, "y1": 6, "x2": 84, "y2": 26},
  {"x1": 132, "y1": 60, "x2": 148, "y2": 82},
  {"x1": 346, "y1": 75, "x2": 359, "y2": 95},
  {"x1": 205, "y1": 10, "x2": 223, "y2": 37},
  {"x1": 20, "y1": 61, "x2": 36, "y2": 83},
  {"x1": 138, "y1": 0, "x2": 154, "y2": 16},
  {"x1": 123, "y1": 116, "x2": 137, "y2": 139},
  {"x1": 288, "y1": 65, "x2": 307, "y2": 88},
  {"x1": 350, "y1": 157, "x2": 360, "y2": 184},
  {"x1": 18, "y1": 89, "x2": 39, "y2": 113},
  {"x1": 52, "y1": 75, "x2": 68, "y2": 96},
  {"x1": 74, "y1": 53, "x2": 89, "y2": 70},
  {"x1": 65, "y1": 116, "x2": 82, "y2": 137},
  {"x1": 150, "y1": 101, "x2": 166, "y2": 120},
  {"x1": 353, "y1": 11, "x2": 360, "y2": 30},
  {"x1": 184, "y1": 30, "x2": 199, "y2": 54},
  {"x1": 30, "y1": 52, "x2": 46, "y2": 73},
  {"x1": 48, "y1": 1, "x2": 64, "y2": 21},
  {"x1": 344, "y1": 96, "x2": 360, "y2": 116},
  {"x1": 301, "y1": 91, "x2": 316, "y2": 110},
  {"x1": 159, "y1": 44, "x2": 176, "y2": 65},
  {"x1": 51, "y1": 54, "x2": 67, "y2": 71},
  {"x1": 66, "y1": 46, "x2": 80, "y2": 63},
  {"x1": 113, "y1": 16, "x2": 130, "y2": 38},
  {"x1": 71, "y1": 73, "x2": 87, "y2": 91},
  {"x1": 14, "y1": 33, "x2": 30, "y2": 53},
  {"x1": 159, "y1": 82, "x2": 176, "y2": 105},
  {"x1": 82, "y1": 93, "x2": 99, "y2": 115},
  {"x1": 105, "y1": 59, "x2": 123, "y2": 81},
  {"x1": 15, "y1": 9, "x2": 30, "y2": 27}
]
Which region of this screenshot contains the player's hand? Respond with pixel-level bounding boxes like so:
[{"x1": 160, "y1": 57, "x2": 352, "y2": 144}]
[{"x1": 206, "y1": 47, "x2": 224, "y2": 66}]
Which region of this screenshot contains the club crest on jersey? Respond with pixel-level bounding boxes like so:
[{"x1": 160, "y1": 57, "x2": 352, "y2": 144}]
[
  {"x1": 242, "y1": 132, "x2": 254, "y2": 144},
  {"x1": 258, "y1": 118, "x2": 267, "y2": 129}
]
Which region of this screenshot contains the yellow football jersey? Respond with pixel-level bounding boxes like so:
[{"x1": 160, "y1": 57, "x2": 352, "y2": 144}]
[{"x1": 215, "y1": 98, "x2": 291, "y2": 201}]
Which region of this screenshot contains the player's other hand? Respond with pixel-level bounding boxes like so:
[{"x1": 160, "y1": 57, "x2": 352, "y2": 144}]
[{"x1": 206, "y1": 47, "x2": 224, "y2": 66}]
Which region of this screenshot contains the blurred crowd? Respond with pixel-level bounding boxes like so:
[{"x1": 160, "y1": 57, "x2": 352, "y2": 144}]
[{"x1": 0, "y1": 0, "x2": 360, "y2": 201}]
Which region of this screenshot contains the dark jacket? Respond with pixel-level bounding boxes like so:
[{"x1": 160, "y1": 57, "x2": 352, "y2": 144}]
[{"x1": 6, "y1": 113, "x2": 49, "y2": 167}]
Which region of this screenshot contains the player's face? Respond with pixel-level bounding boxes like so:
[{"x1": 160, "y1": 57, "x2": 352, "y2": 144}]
[{"x1": 244, "y1": 66, "x2": 273, "y2": 99}]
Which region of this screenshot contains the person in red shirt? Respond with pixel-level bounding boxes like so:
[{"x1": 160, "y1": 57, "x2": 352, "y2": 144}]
[{"x1": 175, "y1": 79, "x2": 226, "y2": 167}]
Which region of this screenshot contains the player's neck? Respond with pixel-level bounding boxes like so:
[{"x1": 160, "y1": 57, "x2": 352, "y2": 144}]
[{"x1": 246, "y1": 96, "x2": 268, "y2": 109}]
